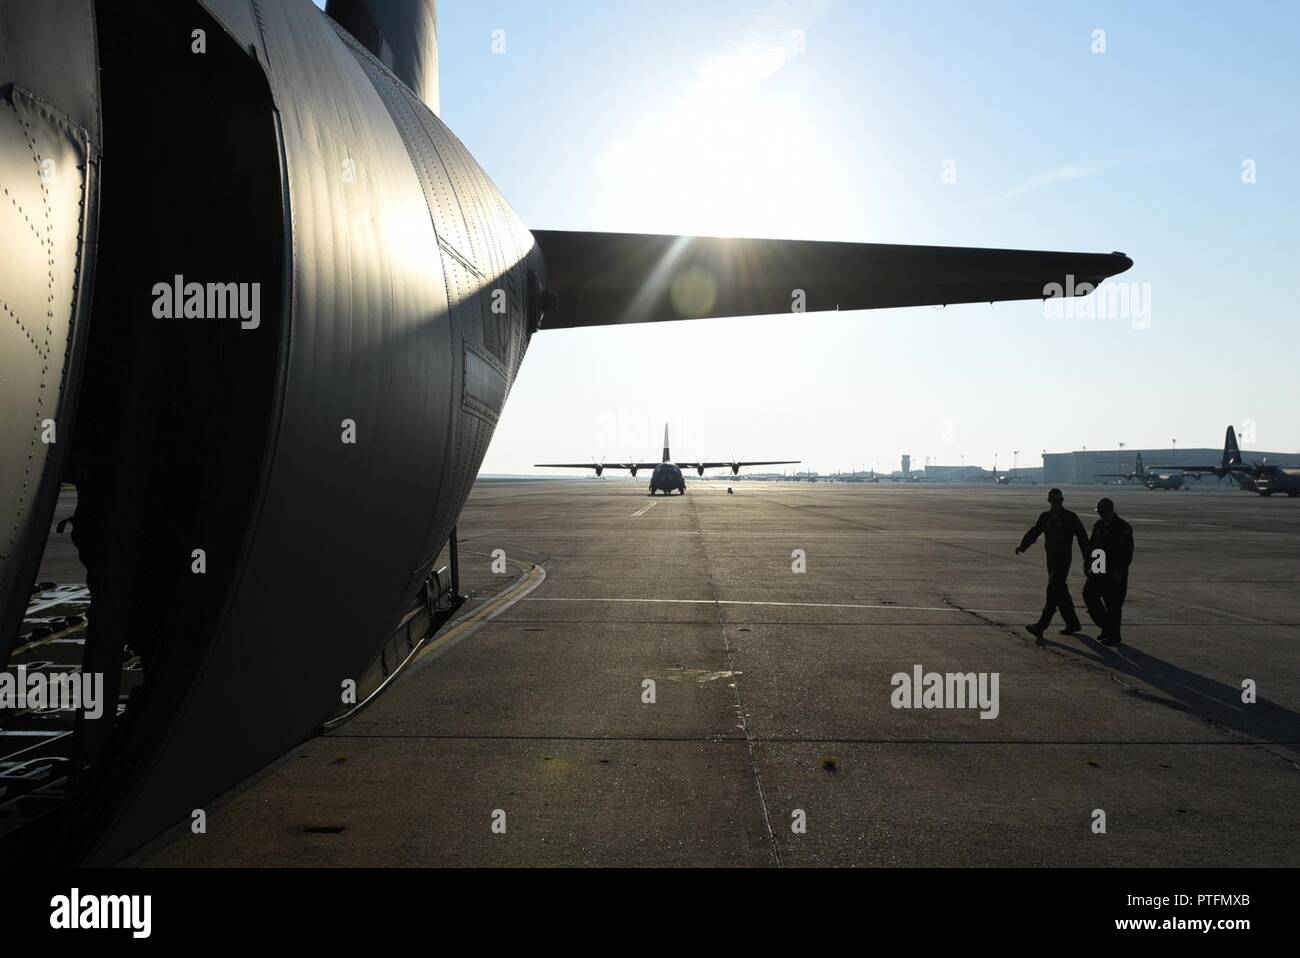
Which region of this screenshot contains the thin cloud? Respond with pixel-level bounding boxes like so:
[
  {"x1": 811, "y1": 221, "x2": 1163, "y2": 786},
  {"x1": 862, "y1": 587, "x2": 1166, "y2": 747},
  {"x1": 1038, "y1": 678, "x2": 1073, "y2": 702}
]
[
  {"x1": 974, "y1": 163, "x2": 1101, "y2": 207},
  {"x1": 970, "y1": 122, "x2": 1289, "y2": 208},
  {"x1": 596, "y1": 25, "x2": 808, "y2": 184}
]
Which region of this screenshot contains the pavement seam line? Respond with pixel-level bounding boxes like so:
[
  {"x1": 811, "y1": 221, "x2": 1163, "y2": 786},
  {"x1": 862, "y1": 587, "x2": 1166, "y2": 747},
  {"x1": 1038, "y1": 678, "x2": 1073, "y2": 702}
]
[
  {"x1": 691, "y1": 491, "x2": 783, "y2": 867},
  {"x1": 326, "y1": 732, "x2": 1300, "y2": 746}
]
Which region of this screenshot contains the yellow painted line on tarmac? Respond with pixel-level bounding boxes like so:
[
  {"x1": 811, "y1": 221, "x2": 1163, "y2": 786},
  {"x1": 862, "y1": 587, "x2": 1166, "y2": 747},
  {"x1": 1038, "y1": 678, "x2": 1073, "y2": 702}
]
[
  {"x1": 322, "y1": 558, "x2": 547, "y2": 729},
  {"x1": 411, "y1": 560, "x2": 547, "y2": 666},
  {"x1": 11, "y1": 630, "x2": 76, "y2": 656}
]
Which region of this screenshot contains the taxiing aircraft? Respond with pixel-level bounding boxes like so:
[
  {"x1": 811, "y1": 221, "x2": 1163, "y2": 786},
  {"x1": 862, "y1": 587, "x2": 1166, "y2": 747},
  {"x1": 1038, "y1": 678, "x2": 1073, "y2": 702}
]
[
  {"x1": 0, "y1": 0, "x2": 1132, "y2": 863},
  {"x1": 990, "y1": 468, "x2": 1028, "y2": 485},
  {"x1": 537, "y1": 425, "x2": 797, "y2": 495}
]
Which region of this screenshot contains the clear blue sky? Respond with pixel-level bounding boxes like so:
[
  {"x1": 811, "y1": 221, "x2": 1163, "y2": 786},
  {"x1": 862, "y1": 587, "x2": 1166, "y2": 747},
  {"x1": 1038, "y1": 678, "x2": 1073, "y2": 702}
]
[{"x1": 319, "y1": 1, "x2": 1300, "y2": 472}]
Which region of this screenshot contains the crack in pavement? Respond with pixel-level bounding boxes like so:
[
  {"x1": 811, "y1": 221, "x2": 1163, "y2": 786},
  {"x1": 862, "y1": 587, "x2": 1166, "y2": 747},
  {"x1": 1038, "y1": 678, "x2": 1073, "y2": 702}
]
[{"x1": 691, "y1": 491, "x2": 783, "y2": 867}]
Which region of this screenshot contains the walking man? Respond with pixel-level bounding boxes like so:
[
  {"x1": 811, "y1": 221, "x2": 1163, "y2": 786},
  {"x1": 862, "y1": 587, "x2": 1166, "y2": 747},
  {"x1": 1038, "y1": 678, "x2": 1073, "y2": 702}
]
[
  {"x1": 1015, "y1": 488, "x2": 1090, "y2": 641},
  {"x1": 1083, "y1": 497, "x2": 1135, "y2": 646}
]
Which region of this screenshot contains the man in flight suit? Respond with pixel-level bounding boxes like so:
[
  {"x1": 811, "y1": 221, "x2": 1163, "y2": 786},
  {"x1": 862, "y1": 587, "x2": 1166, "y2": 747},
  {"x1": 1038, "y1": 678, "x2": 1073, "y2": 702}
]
[
  {"x1": 1015, "y1": 488, "x2": 1090, "y2": 641},
  {"x1": 1083, "y1": 497, "x2": 1135, "y2": 646}
]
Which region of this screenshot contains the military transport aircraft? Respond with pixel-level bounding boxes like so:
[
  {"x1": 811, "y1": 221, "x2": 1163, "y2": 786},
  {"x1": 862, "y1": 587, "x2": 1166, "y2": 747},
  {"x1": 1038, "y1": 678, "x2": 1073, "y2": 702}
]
[
  {"x1": 0, "y1": 0, "x2": 1132, "y2": 863},
  {"x1": 1235, "y1": 464, "x2": 1300, "y2": 496},
  {"x1": 1165, "y1": 427, "x2": 1300, "y2": 496},
  {"x1": 1096, "y1": 452, "x2": 1184, "y2": 490},
  {"x1": 537, "y1": 425, "x2": 798, "y2": 495},
  {"x1": 990, "y1": 468, "x2": 1028, "y2": 485}
]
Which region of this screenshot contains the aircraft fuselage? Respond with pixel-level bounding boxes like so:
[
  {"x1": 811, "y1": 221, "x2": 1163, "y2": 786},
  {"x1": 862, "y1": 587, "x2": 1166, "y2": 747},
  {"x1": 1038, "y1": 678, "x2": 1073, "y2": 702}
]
[
  {"x1": 1143, "y1": 473, "x2": 1184, "y2": 490},
  {"x1": 0, "y1": 0, "x2": 540, "y2": 865},
  {"x1": 1250, "y1": 466, "x2": 1300, "y2": 496},
  {"x1": 651, "y1": 463, "x2": 687, "y2": 495}
]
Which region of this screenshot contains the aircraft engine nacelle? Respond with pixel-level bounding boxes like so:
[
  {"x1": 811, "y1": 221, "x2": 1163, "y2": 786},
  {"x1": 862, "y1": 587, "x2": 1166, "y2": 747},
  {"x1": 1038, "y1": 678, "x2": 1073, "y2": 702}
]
[
  {"x1": 731, "y1": 463, "x2": 742, "y2": 476},
  {"x1": 595, "y1": 464, "x2": 604, "y2": 477},
  {"x1": 697, "y1": 465, "x2": 706, "y2": 476},
  {"x1": 629, "y1": 466, "x2": 639, "y2": 477}
]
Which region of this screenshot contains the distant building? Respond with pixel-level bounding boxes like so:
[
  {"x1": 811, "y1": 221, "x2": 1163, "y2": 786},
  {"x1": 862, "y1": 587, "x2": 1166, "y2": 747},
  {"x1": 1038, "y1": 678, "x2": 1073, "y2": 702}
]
[
  {"x1": 924, "y1": 464, "x2": 991, "y2": 481},
  {"x1": 1043, "y1": 447, "x2": 1300, "y2": 484},
  {"x1": 916, "y1": 463, "x2": 1043, "y2": 483}
]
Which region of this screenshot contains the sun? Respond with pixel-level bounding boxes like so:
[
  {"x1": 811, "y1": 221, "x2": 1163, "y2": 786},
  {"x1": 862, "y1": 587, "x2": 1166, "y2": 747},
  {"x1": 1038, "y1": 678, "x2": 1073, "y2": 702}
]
[{"x1": 594, "y1": 28, "x2": 852, "y2": 240}]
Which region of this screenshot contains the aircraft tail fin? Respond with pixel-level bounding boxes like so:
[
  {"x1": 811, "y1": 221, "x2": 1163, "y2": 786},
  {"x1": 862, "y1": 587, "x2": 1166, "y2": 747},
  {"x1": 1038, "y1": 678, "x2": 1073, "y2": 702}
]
[
  {"x1": 1135, "y1": 452, "x2": 1145, "y2": 476},
  {"x1": 662, "y1": 423, "x2": 670, "y2": 463},
  {"x1": 1225, "y1": 426, "x2": 1242, "y2": 467},
  {"x1": 326, "y1": 0, "x2": 440, "y2": 114}
]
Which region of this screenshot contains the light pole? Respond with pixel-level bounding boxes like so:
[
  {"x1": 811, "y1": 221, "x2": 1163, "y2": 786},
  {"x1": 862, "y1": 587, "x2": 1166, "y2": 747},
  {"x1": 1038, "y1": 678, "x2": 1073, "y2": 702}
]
[
  {"x1": 1013, "y1": 449, "x2": 1020, "y2": 475},
  {"x1": 1172, "y1": 437, "x2": 1177, "y2": 467}
]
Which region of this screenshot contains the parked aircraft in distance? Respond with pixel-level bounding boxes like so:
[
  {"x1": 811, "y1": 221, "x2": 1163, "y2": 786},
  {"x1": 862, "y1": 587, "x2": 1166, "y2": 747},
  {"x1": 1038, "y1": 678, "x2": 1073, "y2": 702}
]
[
  {"x1": 537, "y1": 425, "x2": 799, "y2": 495},
  {"x1": 1096, "y1": 452, "x2": 1184, "y2": 490},
  {"x1": 1166, "y1": 426, "x2": 1300, "y2": 496}
]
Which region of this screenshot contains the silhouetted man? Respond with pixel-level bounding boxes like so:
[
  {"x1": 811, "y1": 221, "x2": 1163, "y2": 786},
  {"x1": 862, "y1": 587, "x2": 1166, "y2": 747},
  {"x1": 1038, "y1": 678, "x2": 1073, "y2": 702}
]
[
  {"x1": 1016, "y1": 488, "x2": 1090, "y2": 641},
  {"x1": 1083, "y1": 497, "x2": 1134, "y2": 646}
]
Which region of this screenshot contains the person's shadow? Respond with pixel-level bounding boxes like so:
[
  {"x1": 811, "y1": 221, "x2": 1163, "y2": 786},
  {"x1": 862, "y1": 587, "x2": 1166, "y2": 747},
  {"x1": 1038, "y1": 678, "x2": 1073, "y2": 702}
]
[{"x1": 1038, "y1": 633, "x2": 1300, "y2": 756}]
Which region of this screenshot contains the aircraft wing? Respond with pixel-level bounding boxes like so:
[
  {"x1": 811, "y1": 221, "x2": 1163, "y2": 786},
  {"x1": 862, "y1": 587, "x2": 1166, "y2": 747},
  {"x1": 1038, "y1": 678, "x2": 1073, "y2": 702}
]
[
  {"x1": 1148, "y1": 464, "x2": 1219, "y2": 475},
  {"x1": 681, "y1": 460, "x2": 802, "y2": 469},
  {"x1": 533, "y1": 462, "x2": 661, "y2": 470},
  {"x1": 532, "y1": 231, "x2": 1134, "y2": 328}
]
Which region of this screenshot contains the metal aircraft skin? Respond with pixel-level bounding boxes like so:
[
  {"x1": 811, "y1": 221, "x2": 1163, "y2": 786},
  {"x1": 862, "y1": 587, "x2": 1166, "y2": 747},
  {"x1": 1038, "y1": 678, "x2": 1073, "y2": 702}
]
[
  {"x1": 0, "y1": 0, "x2": 1133, "y2": 864},
  {"x1": 1242, "y1": 467, "x2": 1300, "y2": 495},
  {"x1": 536, "y1": 424, "x2": 799, "y2": 495},
  {"x1": 1096, "y1": 453, "x2": 1185, "y2": 490},
  {"x1": 1164, "y1": 426, "x2": 1300, "y2": 497}
]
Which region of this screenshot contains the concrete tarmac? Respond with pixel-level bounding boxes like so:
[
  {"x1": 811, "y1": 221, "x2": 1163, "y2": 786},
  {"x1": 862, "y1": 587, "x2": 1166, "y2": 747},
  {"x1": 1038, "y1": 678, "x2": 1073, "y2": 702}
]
[{"x1": 136, "y1": 480, "x2": 1300, "y2": 866}]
